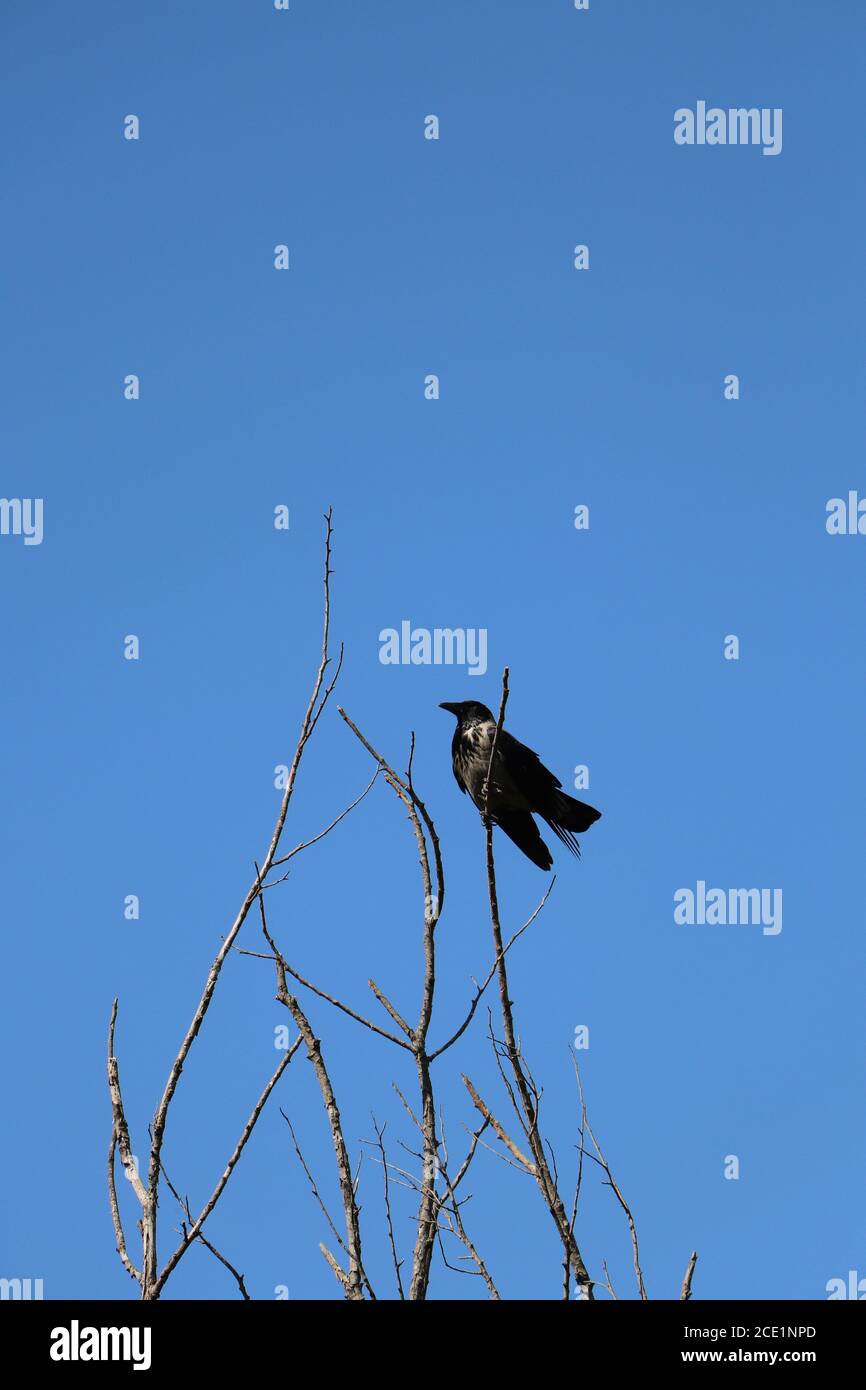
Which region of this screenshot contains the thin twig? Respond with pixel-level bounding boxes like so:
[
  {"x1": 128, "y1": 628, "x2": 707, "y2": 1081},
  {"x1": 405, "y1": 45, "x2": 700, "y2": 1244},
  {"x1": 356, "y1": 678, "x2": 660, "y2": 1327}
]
[
  {"x1": 239, "y1": 948, "x2": 412, "y2": 1051},
  {"x1": 268, "y1": 768, "x2": 380, "y2": 870},
  {"x1": 281, "y1": 1110, "x2": 346, "y2": 1257},
  {"x1": 160, "y1": 1158, "x2": 251, "y2": 1299},
  {"x1": 370, "y1": 1118, "x2": 405, "y2": 1299},
  {"x1": 571, "y1": 1054, "x2": 647, "y2": 1300},
  {"x1": 430, "y1": 881, "x2": 555, "y2": 1061}
]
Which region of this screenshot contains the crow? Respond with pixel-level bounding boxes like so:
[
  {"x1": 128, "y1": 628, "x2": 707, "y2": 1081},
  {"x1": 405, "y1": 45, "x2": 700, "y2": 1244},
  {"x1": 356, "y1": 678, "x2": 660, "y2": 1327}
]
[{"x1": 439, "y1": 700, "x2": 601, "y2": 870}]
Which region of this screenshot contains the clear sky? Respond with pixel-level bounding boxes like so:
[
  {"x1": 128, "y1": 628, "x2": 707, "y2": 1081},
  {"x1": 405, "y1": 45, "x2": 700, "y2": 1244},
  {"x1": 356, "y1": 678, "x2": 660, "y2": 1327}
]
[{"x1": 2, "y1": 0, "x2": 864, "y2": 1301}]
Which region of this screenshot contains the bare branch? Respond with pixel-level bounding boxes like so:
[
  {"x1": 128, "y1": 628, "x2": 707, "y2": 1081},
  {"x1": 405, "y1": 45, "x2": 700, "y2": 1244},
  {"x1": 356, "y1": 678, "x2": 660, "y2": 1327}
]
[
  {"x1": 368, "y1": 979, "x2": 414, "y2": 1041},
  {"x1": 268, "y1": 767, "x2": 380, "y2": 871},
  {"x1": 320, "y1": 1241, "x2": 353, "y2": 1293},
  {"x1": 681, "y1": 1250, "x2": 699, "y2": 1301},
  {"x1": 451, "y1": 1119, "x2": 490, "y2": 1194},
  {"x1": 277, "y1": 998, "x2": 369, "y2": 1300},
  {"x1": 106, "y1": 1001, "x2": 146, "y2": 1288},
  {"x1": 159, "y1": 1158, "x2": 251, "y2": 1300},
  {"x1": 153, "y1": 1038, "x2": 302, "y2": 1297},
  {"x1": 107, "y1": 1133, "x2": 141, "y2": 1285},
  {"x1": 430, "y1": 880, "x2": 555, "y2": 1062},
  {"x1": 370, "y1": 1118, "x2": 405, "y2": 1299},
  {"x1": 481, "y1": 668, "x2": 595, "y2": 1295},
  {"x1": 572, "y1": 1054, "x2": 647, "y2": 1300},
  {"x1": 252, "y1": 881, "x2": 370, "y2": 1301},
  {"x1": 107, "y1": 1001, "x2": 148, "y2": 1211},
  {"x1": 194, "y1": 1233, "x2": 251, "y2": 1300},
  {"x1": 340, "y1": 712, "x2": 444, "y2": 915},
  {"x1": 337, "y1": 707, "x2": 444, "y2": 1301},
  {"x1": 241, "y1": 945, "x2": 412, "y2": 1052},
  {"x1": 462, "y1": 1075, "x2": 534, "y2": 1173},
  {"x1": 281, "y1": 1110, "x2": 346, "y2": 1258}
]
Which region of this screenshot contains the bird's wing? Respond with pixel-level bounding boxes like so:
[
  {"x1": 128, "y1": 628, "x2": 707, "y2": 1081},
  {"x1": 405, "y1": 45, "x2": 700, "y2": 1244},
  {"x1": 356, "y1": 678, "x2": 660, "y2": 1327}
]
[
  {"x1": 498, "y1": 729, "x2": 563, "y2": 796},
  {"x1": 450, "y1": 730, "x2": 467, "y2": 793},
  {"x1": 499, "y1": 730, "x2": 600, "y2": 860}
]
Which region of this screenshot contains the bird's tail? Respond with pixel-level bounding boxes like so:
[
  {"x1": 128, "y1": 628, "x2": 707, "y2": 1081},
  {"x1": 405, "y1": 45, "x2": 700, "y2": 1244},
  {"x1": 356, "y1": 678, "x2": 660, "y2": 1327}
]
[
  {"x1": 495, "y1": 810, "x2": 553, "y2": 871},
  {"x1": 541, "y1": 792, "x2": 602, "y2": 859}
]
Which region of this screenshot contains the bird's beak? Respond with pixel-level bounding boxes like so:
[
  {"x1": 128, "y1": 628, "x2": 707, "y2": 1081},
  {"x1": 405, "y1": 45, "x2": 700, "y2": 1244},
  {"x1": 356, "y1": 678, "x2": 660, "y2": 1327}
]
[{"x1": 439, "y1": 702, "x2": 461, "y2": 714}]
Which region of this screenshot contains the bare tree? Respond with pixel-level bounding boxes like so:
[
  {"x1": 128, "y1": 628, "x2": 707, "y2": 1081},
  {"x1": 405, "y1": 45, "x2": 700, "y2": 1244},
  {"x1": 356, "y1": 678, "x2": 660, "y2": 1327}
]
[{"x1": 106, "y1": 511, "x2": 698, "y2": 1301}]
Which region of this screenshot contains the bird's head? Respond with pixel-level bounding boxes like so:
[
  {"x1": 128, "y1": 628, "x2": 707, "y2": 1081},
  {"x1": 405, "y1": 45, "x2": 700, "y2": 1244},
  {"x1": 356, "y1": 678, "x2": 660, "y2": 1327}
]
[{"x1": 439, "y1": 700, "x2": 495, "y2": 727}]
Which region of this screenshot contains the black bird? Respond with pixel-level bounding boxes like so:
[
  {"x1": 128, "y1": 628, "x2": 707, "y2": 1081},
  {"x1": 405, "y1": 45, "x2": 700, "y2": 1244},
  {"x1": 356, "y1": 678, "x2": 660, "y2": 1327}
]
[{"x1": 439, "y1": 700, "x2": 601, "y2": 870}]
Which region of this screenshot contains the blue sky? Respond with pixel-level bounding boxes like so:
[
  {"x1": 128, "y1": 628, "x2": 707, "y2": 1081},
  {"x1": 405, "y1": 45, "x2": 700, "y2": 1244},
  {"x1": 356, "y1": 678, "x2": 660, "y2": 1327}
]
[{"x1": 2, "y1": 0, "x2": 863, "y2": 1301}]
